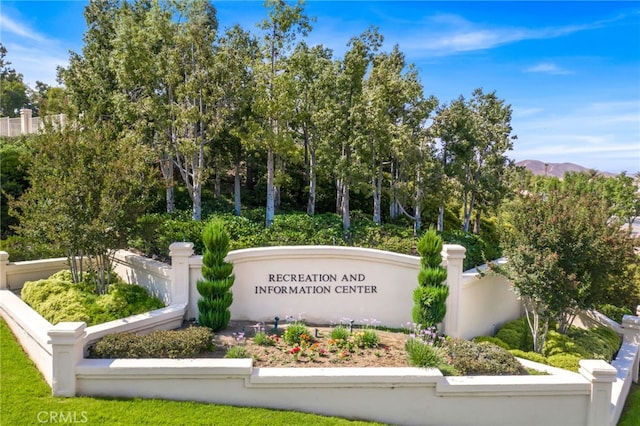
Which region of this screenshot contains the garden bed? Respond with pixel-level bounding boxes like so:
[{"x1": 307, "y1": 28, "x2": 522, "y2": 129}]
[{"x1": 206, "y1": 320, "x2": 411, "y2": 368}]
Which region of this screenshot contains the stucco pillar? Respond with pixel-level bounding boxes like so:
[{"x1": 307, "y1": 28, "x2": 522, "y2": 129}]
[
  {"x1": 20, "y1": 108, "x2": 32, "y2": 134},
  {"x1": 579, "y1": 359, "x2": 617, "y2": 426},
  {"x1": 441, "y1": 244, "x2": 466, "y2": 338},
  {"x1": 169, "y1": 242, "x2": 194, "y2": 307},
  {"x1": 0, "y1": 251, "x2": 9, "y2": 290},
  {"x1": 47, "y1": 322, "x2": 86, "y2": 397},
  {"x1": 622, "y1": 315, "x2": 640, "y2": 383}
]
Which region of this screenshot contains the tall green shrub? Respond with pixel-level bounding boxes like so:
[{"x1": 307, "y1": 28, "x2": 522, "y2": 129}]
[
  {"x1": 412, "y1": 228, "x2": 448, "y2": 329},
  {"x1": 197, "y1": 221, "x2": 234, "y2": 331}
]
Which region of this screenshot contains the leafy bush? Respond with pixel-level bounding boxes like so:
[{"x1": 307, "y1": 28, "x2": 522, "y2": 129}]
[
  {"x1": 543, "y1": 330, "x2": 590, "y2": 358},
  {"x1": 597, "y1": 304, "x2": 633, "y2": 324},
  {"x1": 283, "y1": 322, "x2": 312, "y2": 345},
  {"x1": 472, "y1": 336, "x2": 510, "y2": 350},
  {"x1": 0, "y1": 235, "x2": 63, "y2": 261},
  {"x1": 253, "y1": 332, "x2": 279, "y2": 346},
  {"x1": 89, "y1": 327, "x2": 213, "y2": 358},
  {"x1": 567, "y1": 326, "x2": 620, "y2": 361},
  {"x1": 494, "y1": 318, "x2": 533, "y2": 351},
  {"x1": 546, "y1": 354, "x2": 582, "y2": 372},
  {"x1": 442, "y1": 338, "x2": 528, "y2": 376},
  {"x1": 508, "y1": 349, "x2": 548, "y2": 364},
  {"x1": 225, "y1": 345, "x2": 250, "y2": 359},
  {"x1": 21, "y1": 271, "x2": 164, "y2": 326},
  {"x1": 441, "y1": 229, "x2": 501, "y2": 271},
  {"x1": 330, "y1": 326, "x2": 350, "y2": 341},
  {"x1": 353, "y1": 329, "x2": 379, "y2": 349},
  {"x1": 405, "y1": 338, "x2": 448, "y2": 369}
]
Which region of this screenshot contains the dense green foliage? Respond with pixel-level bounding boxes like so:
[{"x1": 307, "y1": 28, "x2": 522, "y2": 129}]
[
  {"x1": 21, "y1": 270, "x2": 163, "y2": 326},
  {"x1": 127, "y1": 210, "x2": 496, "y2": 269},
  {"x1": 89, "y1": 327, "x2": 213, "y2": 359},
  {"x1": 412, "y1": 228, "x2": 448, "y2": 328},
  {"x1": 485, "y1": 317, "x2": 621, "y2": 372},
  {"x1": 442, "y1": 338, "x2": 528, "y2": 376},
  {"x1": 598, "y1": 304, "x2": 634, "y2": 323},
  {"x1": 196, "y1": 221, "x2": 234, "y2": 331}
]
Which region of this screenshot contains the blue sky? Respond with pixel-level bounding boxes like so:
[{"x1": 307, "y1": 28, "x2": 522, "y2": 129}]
[{"x1": 1, "y1": 1, "x2": 639, "y2": 173}]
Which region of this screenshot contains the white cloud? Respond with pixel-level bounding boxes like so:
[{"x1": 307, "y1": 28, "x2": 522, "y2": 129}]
[
  {"x1": 0, "y1": 14, "x2": 49, "y2": 43},
  {"x1": 0, "y1": 13, "x2": 70, "y2": 87},
  {"x1": 510, "y1": 100, "x2": 640, "y2": 173},
  {"x1": 393, "y1": 11, "x2": 626, "y2": 58},
  {"x1": 524, "y1": 63, "x2": 573, "y2": 75}
]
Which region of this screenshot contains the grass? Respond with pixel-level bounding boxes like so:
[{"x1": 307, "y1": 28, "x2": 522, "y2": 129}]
[
  {"x1": 619, "y1": 383, "x2": 640, "y2": 426},
  {"x1": 0, "y1": 318, "x2": 380, "y2": 426}
]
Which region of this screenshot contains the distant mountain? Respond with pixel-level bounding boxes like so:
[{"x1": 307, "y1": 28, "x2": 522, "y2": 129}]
[{"x1": 515, "y1": 160, "x2": 617, "y2": 178}]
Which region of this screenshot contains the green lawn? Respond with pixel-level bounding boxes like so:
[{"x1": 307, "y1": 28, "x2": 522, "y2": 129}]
[
  {"x1": 0, "y1": 318, "x2": 380, "y2": 426},
  {"x1": 3, "y1": 316, "x2": 639, "y2": 426},
  {"x1": 619, "y1": 383, "x2": 640, "y2": 426}
]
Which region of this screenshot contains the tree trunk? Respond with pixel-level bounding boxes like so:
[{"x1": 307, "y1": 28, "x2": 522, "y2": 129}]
[
  {"x1": 234, "y1": 158, "x2": 241, "y2": 216},
  {"x1": 389, "y1": 160, "x2": 398, "y2": 220},
  {"x1": 373, "y1": 160, "x2": 383, "y2": 225},
  {"x1": 437, "y1": 205, "x2": 444, "y2": 232},
  {"x1": 342, "y1": 182, "x2": 350, "y2": 232},
  {"x1": 307, "y1": 146, "x2": 316, "y2": 216},
  {"x1": 414, "y1": 166, "x2": 422, "y2": 236},
  {"x1": 473, "y1": 209, "x2": 481, "y2": 234},
  {"x1": 214, "y1": 165, "x2": 221, "y2": 198},
  {"x1": 266, "y1": 148, "x2": 275, "y2": 227},
  {"x1": 336, "y1": 178, "x2": 343, "y2": 215}
]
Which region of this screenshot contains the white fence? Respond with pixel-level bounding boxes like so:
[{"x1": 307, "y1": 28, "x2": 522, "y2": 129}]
[
  {"x1": 0, "y1": 108, "x2": 66, "y2": 137},
  {"x1": 1, "y1": 247, "x2": 638, "y2": 425}
]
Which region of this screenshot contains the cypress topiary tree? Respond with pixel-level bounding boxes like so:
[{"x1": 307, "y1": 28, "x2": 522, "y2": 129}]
[
  {"x1": 412, "y1": 227, "x2": 448, "y2": 329},
  {"x1": 197, "y1": 221, "x2": 234, "y2": 331}
]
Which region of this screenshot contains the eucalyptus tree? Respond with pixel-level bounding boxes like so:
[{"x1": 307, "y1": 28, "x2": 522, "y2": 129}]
[
  {"x1": 110, "y1": 0, "x2": 177, "y2": 213},
  {"x1": 253, "y1": 0, "x2": 313, "y2": 227},
  {"x1": 329, "y1": 28, "x2": 382, "y2": 232},
  {"x1": 216, "y1": 25, "x2": 259, "y2": 216},
  {"x1": 363, "y1": 45, "x2": 436, "y2": 227},
  {"x1": 388, "y1": 92, "x2": 439, "y2": 234},
  {"x1": 431, "y1": 97, "x2": 470, "y2": 232},
  {"x1": 168, "y1": 0, "x2": 219, "y2": 220},
  {"x1": 58, "y1": 0, "x2": 120, "y2": 125},
  {"x1": 288, "y1": 42, "x2": 336, "y2": 215},
  {"x1": 433, "y1": 89, "x2": 515, "y2": 233},
  {"x1": 460, "y1": 89, "x2": 515, "y2": 233}
]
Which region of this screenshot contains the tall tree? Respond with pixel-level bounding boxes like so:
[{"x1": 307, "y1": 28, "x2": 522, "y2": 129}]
[
  {"x1": 216, "y1": 25, "x2": 259, "y2": 216},
  {"x1": 253, "y1": 0, "x2": 312, "y2": 227},
  {"x1": 169, "y1": 0, "x2": 219, "y2": 220},
  {"x1": 288, "y1": 42, "x2": 336, "y2": 215},
  {"x1": 330, "y1": 28, "x2": 381, "y2": 232},
  {"x1": 110, "y1": 0, "x2": 177, "y2": 213},
  {"x1": 58, "y1": 0, "x2": 120, "y2": 125},
  {"x1": 434, "y1": 89, "x2": 515, "y2": 233}
]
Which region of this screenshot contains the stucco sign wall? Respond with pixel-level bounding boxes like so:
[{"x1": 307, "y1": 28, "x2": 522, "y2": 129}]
[{"x1": 190, "y1": 246, "x2": 423, "y2": 327}]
